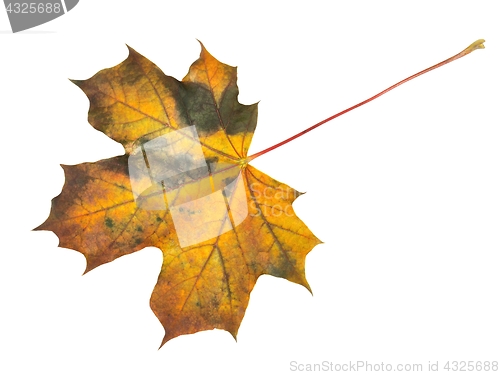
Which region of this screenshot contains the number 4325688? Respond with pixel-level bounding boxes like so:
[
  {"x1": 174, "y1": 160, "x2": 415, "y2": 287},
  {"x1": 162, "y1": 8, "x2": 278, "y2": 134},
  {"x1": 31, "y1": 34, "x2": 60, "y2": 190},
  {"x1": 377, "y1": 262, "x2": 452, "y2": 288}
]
[
  {"x1": 444, "y1": 361, "x2": 498, "y2": 372},
  {"x1": 5, "y1": 3, "x2": 61, "y2": 14}
]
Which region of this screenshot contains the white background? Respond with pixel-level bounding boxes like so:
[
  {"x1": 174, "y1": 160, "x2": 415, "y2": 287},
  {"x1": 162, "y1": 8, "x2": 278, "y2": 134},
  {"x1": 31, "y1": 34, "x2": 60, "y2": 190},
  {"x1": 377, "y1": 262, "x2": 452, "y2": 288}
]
[{"x1": 1, "y1": 1, "x2": 499, "y2": 374}]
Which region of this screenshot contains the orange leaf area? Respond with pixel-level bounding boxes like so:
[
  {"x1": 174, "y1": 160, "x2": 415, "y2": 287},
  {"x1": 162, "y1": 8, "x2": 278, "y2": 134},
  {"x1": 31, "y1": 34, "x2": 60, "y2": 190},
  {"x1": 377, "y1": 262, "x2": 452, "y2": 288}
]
[{"x1": 36, "y1": 42, "x2": 321, "y2": 345}]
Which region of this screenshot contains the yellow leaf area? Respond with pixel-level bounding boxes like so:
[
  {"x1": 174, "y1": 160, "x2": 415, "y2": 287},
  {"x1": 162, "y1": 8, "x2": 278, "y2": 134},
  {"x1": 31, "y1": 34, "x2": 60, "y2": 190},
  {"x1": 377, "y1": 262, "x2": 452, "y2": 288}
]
[{"x1": 36, "y1": 43, "x2": 321, "y2": 346}]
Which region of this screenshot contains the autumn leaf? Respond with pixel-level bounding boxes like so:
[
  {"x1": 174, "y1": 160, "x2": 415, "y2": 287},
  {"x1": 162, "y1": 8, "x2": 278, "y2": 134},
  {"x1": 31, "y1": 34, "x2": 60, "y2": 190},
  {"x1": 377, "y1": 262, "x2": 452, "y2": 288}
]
[
  {"x1": 35, "y1": 39, "x2": 484, "y2": 346},
  {"x1": 35, "y1": 42, "x2": 321, "y2": 346}
]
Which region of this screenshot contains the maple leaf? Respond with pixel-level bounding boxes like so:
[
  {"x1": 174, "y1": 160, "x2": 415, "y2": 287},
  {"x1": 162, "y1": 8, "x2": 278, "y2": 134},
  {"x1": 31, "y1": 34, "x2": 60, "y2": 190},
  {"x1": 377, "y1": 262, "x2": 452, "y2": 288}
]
[
  {"x1": 35, "y1": 42, "x2": 321, "y2": 345},
  {"x1": 35, "y1": 39, "x2": 484, "y2": 346}
]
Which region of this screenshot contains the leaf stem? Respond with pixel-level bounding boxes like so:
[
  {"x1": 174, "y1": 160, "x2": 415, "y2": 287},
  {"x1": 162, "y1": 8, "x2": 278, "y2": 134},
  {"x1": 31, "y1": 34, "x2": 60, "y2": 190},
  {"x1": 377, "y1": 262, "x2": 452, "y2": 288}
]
[{"x1": 246, "y1": 39, "x2": 485, "y2": 163}]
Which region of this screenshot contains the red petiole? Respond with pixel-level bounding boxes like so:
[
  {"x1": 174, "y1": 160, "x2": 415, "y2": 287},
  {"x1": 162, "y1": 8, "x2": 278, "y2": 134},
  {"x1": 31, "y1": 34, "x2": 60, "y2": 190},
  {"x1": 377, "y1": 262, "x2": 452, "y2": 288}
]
[{"x1": 246, "y1": 39, "x2": 485, "y2": 163}]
